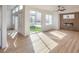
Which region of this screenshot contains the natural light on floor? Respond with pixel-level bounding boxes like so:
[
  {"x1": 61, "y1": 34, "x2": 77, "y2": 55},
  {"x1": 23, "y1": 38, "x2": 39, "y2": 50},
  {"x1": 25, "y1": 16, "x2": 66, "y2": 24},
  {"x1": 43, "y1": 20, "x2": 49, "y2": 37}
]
[
  {"x1": 8, "y1": 31, "x2": 17, "y2": 39},
  {"x1": 38, "y1": 32, "x2": 58, "y2": 50},
  {"x1": 49, "y1": 31, "x2": 67, "y2": 39},
  {"x1": 30, "y1": 34, "x2": 49, "y2": 53},
  {"x1": 30, "y1": 33, "x2": 58, "y2": 53}
]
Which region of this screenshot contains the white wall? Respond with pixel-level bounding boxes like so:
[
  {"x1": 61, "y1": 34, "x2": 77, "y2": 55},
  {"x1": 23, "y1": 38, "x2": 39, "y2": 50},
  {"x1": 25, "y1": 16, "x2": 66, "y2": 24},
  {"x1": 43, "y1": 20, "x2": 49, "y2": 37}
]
[
  {"x1": 7, "y1": 8, "x2": 11, "y2": 29},
  {"x1": 18, "y1": 11, "x2": 26, "y2": 36},
  {"x1": 0, "y1": 6, "x2": 2, "y2": 29},
  {"x1": 0, "y1": 6, "x2": 2, "y2": 47},
  {"x1": 2, "y1": 6, "x2": 8, "y2": 48},
  {"x1": 52, "y1": 12, "x2": 60, "y2": 29},
  {"x1": 24, "y1": 6, "x2": 30, "y2": 36}
]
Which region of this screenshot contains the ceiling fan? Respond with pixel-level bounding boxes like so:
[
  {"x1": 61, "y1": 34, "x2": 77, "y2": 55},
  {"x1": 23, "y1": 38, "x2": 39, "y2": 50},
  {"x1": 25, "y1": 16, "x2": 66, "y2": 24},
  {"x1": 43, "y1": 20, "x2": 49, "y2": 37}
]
[{"x1": 57, "y1": 5, "x2": 66, "y2": 12}]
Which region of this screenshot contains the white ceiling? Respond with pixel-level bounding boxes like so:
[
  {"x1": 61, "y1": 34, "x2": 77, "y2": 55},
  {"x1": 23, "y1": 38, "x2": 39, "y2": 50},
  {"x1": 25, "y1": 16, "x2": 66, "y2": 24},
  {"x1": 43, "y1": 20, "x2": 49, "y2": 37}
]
[
  {"x1": 8, "y1": 5, "x2": 79, "y2": 13},
  {"x1": 28, "y1": 5, "x2": 57, "y2": 11},
  {"x1": 28, "y1": 5, "x2": 79, "y2": 13},
  {"x1": 7, "y1": 5, "x2": 16, "y2": 10}
]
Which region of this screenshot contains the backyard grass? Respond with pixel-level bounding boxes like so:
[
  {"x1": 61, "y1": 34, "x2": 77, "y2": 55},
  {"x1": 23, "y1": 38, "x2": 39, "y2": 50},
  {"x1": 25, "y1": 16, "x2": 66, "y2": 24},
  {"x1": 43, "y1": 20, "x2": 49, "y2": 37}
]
[{"x1": 30, "y1": 26, "x2": 41, "y2": 32}]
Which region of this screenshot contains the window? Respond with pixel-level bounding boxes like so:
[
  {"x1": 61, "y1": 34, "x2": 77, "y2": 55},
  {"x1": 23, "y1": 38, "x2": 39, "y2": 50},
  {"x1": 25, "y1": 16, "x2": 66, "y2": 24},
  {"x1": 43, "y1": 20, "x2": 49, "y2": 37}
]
[
  {"x1": 19, "y1": 5, "x2": 23, "y2": 10},
  {"x1": 15, "y1": 7, "x2": 19, "y2": 12},
  {"x1": 12, "y1": 9, "x2": 16, "y2": 13},
  {"x1": 12, "y1": 5, "x2": 23, "y2": 14},
  {"x1": 36, "y1": 12, "x2": 41, "y2": 24},
  {"x1": 31, "y1": 15, "x2": 36, "y2": 24},
  {"x1": 45, "y1": 14, "x2": 52, "y2": 25},
  {"x1": 30, "y1": 10, "x2": 42, "y2": 25},
  {"x1": 30, "y1": 10, "x2": 42, "y2": 33},
  {"x1": 12, "y1": 7, "x2": 18, "y2": 13},
  {"x1": 30, "y1": 11, "x2": 36, "y2": 25}
]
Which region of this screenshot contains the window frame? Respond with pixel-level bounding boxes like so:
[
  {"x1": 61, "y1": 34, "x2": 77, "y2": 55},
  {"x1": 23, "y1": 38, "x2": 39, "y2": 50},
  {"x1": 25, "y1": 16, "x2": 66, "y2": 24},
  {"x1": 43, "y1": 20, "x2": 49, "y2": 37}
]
[{"x1": 45, "y1": 14, "x2": 53, "y2": 25}]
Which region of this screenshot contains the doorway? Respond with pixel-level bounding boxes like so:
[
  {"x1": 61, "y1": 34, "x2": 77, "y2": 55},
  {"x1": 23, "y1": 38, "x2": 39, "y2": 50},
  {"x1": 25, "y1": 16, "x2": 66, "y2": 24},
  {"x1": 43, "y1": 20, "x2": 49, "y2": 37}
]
[{"x1": 30, "y1": 11, "x2": 42, "y2": 34}]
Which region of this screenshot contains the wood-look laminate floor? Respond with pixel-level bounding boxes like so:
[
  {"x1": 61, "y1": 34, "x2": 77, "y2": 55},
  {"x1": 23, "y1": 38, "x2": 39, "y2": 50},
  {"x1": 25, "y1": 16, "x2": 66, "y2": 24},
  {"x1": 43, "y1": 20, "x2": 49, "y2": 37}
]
[{"x1": 0, "y1": 30, "x2": 79, "y2": 53}]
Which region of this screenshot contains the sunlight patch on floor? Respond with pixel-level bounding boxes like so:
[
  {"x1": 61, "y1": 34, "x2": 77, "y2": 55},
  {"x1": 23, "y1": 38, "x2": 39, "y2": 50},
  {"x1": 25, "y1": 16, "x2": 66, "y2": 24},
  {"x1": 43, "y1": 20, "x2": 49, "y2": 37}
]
[
  {"x1": 38, "y1": 32, "x2": 58, "y2": 50},
  {"x1": 8, "y1": 31, "x2": 17, "y2": 39},
  {"x1": 12, "y1": 32, "x2": 17, "y2": 39},
  {"x1": 49, "y1": 31, "x2": 67, "y2": 39},
  {"x1": 13, "y1": 37, "x2": 17, "y2": 48},
  {"x1": 30, "y1": 34, "x2": 49, "y2": 53},
  {"x1": 30, "y1": 32, "x2": 58, "y2": 53}
]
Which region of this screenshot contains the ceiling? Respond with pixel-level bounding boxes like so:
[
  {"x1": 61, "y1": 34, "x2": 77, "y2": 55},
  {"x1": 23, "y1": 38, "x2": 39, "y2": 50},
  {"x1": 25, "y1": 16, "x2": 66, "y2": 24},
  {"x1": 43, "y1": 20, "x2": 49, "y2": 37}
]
[
  {"x1": 8, "y1": 5, "x2": 79, "y2": 13},
  {"x1": 7, "y1": 5, "x2": 16, "y2": 10},
  {"x1": 28, "y1": 5, "x2": 57, "y2": 11},
  {"x1": 28, "y1": 5, "x2": 79, "y2": 13}
]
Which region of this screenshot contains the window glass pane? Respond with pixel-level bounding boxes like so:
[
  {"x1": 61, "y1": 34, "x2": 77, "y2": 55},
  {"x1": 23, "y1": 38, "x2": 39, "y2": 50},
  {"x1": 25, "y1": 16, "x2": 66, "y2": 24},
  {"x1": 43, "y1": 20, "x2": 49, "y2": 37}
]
[
  {"x1": 45, "y1": 14, "x2": 52, "y2": 25},
  {"x1": 19, "y1": 5, "x2": 23, "y2": 10},
  {"x1": 36, "y1": 12, "x2": 41, "y2": 25},
  {"x1": 49, "y1": 15, "x2": 52, "y2": 24},
  {"x1": 15, "y1": 7, "x2": 19, "y2": 12},
  {"x1": 12, "y1": 10, "x2": 16, "y2": 13},
  {"x1": 31, "y1": 16, "x2": 35, "y2": 21},
  {"x1": 12, "y1": 7, "x2": 18, "y2": 13},
  {"x1": 30, "y1": 11, "x2": 36, "y2": 25},
  {"x1": 30, "y1": 10, "x2": 42, "y2": 26},
  {"x1": 30, "y1": 11, "x2": 36, "y2": 15},
  {"x1": 45, "y1": 15, "x2": 49, "y2": 25}
]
